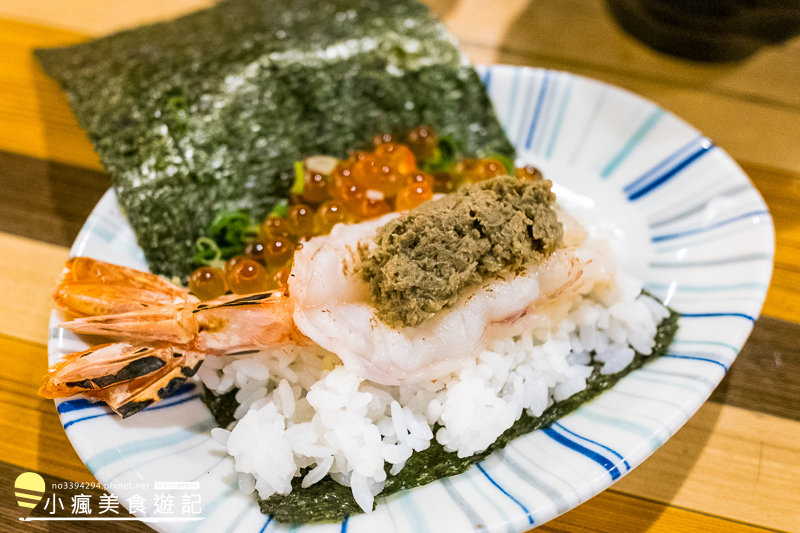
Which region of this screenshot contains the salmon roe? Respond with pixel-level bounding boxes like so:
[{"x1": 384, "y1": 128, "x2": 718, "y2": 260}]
[
  {"x1": 191, "y1": 127, "x2": 544, "y2": 296},
  {"x1": 226, "y1": 259, "x2": 268, "y2": 294},
  {"x1": 188, "y1": 267, "x2": 226, "y2": 301}
]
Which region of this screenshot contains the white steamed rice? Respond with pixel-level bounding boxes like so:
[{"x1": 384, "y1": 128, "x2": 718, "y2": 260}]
[{"x1": 201, "y1": 256, "x2": 669, "y2": 513}]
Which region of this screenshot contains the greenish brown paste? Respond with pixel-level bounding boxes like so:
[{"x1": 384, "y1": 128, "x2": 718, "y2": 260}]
[{"x1": 361, "y1": 176, "x2": 563, "y2": 328}]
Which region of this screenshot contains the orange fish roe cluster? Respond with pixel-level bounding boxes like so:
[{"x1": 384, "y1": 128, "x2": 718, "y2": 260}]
[{"x1": 189, "y1": 126, "x2": 542, "y2": 301}]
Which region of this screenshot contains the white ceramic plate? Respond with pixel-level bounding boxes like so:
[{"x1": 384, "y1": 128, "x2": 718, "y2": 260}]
[{"x1": 49, "y1": 65, "x2": 774, "y2": 533}]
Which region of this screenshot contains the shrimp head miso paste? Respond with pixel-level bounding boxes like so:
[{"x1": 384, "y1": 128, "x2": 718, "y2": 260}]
[{"x1": 363, "y1": 176, "x2": 563, "y2": 328}]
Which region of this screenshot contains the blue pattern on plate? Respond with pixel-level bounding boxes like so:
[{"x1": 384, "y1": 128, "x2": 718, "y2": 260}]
[
  {"x1": 476, "y1": 463, "x2": 534, "y2": 525},
  {"x1": 524, "y1": 70, "x2": 550, "y2": 150},
  {"x1": 544, "y1": 76, "x2": 572, "y2": 159},
  {"x1": 651, "y1": 210, "x2": 770, "y2": 243},
  {"x1": 600, "y1": 108, "x2": 663, "y2": 178},
  {"x1": 49, "y1": 66, "x2": 773, "y2": 532},
  {"x1": 541, "y1": 428, "x2": 622, "y2": 480},
  {"x1": 664, "y1": 353, "x2": 730, "y2": 371},
  {"x1": 623, "y1": 137, "x2": 714, "y2": 200},
  {"x1": 552, "y1": 421, "x2": 630, "y2": 470}
]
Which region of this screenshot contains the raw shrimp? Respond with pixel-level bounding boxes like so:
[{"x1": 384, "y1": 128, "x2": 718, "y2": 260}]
[
  {"x1": 41, "y1": 211, "x2": 607, "y2": 417},
  {"x1": 291, "y1": 211, "x2": 611, "y2": 384}
]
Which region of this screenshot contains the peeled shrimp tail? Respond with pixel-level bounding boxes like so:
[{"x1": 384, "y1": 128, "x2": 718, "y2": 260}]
[
  {"x1": 54, "y1": 257, "x2": 193, "y2": 317},
  {"x1": 192, "y1": 291, "x2": 303, "y2": 352}
]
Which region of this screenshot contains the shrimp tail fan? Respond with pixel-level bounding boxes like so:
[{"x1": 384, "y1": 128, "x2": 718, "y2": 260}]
[
  {"x1": 40, "y1": 342, "x2": 178, "y2": 398},
  {"x1": 59, "y1": 305, "x2": 197, "y2": 345},
  {"x1": 54, "y1": 257, "x2": 193, "y2": 317},
  {"x1": 84, "y1": 350, "x2": 204, "y2": 418},
  {"x1": 40, "y1": 342, "x2": 204, "y2": 418}
]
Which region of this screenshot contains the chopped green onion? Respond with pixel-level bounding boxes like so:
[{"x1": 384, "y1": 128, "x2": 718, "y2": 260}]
[
  {"x1": 192, "y1": 236, "x2": 222, "y2": 266},
  {"x1": 208, "y1": 210, "x2": 250, "y2": 237},
  {"x1": 291, "y1": 161, "x2": 305, "y2": 195},
  {"x1": 206, "y1": 210, "x2": 252, "y2": 260},
  {"x1": 244, "y1": 224, "x2": 261, "y2": 241},
  {"x1": 270, "y1": 198, "x2": 290, "y2": 218},
  {"x1": 422, "y1": 135, "x2": 462, "y2": 174}
]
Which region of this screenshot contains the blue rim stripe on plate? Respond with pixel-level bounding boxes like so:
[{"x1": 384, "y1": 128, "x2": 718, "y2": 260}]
[
  {"x1": 624, "y1": 137, "x2": 714, "y2": 200},
  {"x1": 476, "y1": 463, "x2": 534, "y2": 524},
  {"x1": 669, "y1": 349, "x2": 735, "y2": 364},
  {"x1": 58, "y1": 382, "x2": 197, "y2": 414},
  {"x1": 63, "y1": 412, "x2": 107, "y2": 429},
  {"x1": 440, "y1": 477, "x2": 487, "y2": 530},
  {"x1": 465, "y1": 473, "x2": 515, "y2": 533},
  {"x1": 258, "y1": 516, "x2": 273, "y2": 533},
  {"x1": 648, "y1": 184, "x2": 752, "y2": 229},
  {"x1": 532, "y1": 73, "x2": 559, "y2": 155},
  {"x1": 86, "y1": 418, "x2": 216, "y2": 473},
  {"x1": 600, "y1": 108, "x2": 664, "y2": 178},
  {"x1": 645, "y1": 281, "x2": 770, "y2": 291},
  {"x1": 680, "y1": 312, "x2": 755, "y2": 322},
  {"x1": 524, "y1": 70, "x2": 550, "y2": 150},
  {"x1": 63, "y1": 393, "x2": 201, "y2": 429},
  {"x1": 507, "y1": 69, "x2": 536, "y2": 144},
  {"x1": 653, "y1": 221, "x2": 771, "y2": 254},
  {"x1": 632, "y1": 367, "x2": 719, "y2": 391},
  {"x1": 497, "y1": 448, "x2": 571, "y2": 514},
  {"x1": 651, "y1": 210, "x2": 770, "y2": 243},
  {"x1": 552, "y1": 422, "x2": 631, "y2": 470},
  {"x1": 541, "y1": 428, "x2": 621, "y2": 480},
  {"x1": 606, "y1": 386, "x2": 691, "y2": 415},
  {"x1": 623, "y1": 367, "x2": 714, "y2": 394},
  {"x1": 622, "y1": 136, "x2": 706, "y2": 193},
  {"x1": 670, "y1": 339, "x2": 740, "y2": 352},
  {"x1": 664, "y1": 353, "x2": 730, "y2": 371},
  {"x1": 340, "y1": 516, "x2": 349, "y2": 533},
  {"x1": 504, "y1": 67, "x2": 522, "y2": 131},
  {"x1": 574, "y1": 407, "x2": 667, "y2": 448},
  {"x1": 106, "y1": 431, "x2": 223, "y2": 484},
  {"x1": 91, "y1": 221, "x2": 116, "y2": 243},
  {"x1": 648, "y1": 252, "x2": 772, "y2": 268},
  {"x1": 58, "y1": 398, "x2": 105, "y2": 414},
  {"x1": 109, "y1": 432, "x2": 219, "y2": 484},
  {"x1": 658, "y1": 294, "x2": 767, "y2": 306},
  {"x1": 397, "y1": 491, "x2": 433, "y2": 533},
  {"x1": 569, "y1": 87, "x2": 608, "y2": 164},
  {"x1": 514, "y1": 72, "x2": 539, "y2": 147},
  {"x1": 545, "y1": 75, "x2": 573, "y2": 159}
]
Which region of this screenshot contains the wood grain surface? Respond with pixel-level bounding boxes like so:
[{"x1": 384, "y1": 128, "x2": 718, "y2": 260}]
[{"x1": 0, "y1": 1, "x2": 798, "y2": 532}]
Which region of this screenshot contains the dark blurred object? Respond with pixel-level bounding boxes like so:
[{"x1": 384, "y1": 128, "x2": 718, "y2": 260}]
[{"x1": 607, "y1": 0, "x2": 800, "y2": 62}]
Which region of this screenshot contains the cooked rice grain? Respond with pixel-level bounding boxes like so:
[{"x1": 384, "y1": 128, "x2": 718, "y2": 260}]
[{"x1": 199, "y1": 259, "x2": 666, "y2": 512}]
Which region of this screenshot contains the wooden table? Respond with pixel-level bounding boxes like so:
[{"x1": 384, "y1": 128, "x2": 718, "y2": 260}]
[{"x1": 1, "y1": 1, "x2": 798, "y2": 532}]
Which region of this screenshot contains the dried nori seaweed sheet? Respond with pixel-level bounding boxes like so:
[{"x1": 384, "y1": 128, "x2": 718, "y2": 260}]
[
  {"x1": 202, "y1": 306, "x2": 680, "y2": 524},
  {"x1": 36, "y1": 0, "x2": 514, "y2": 280}
]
